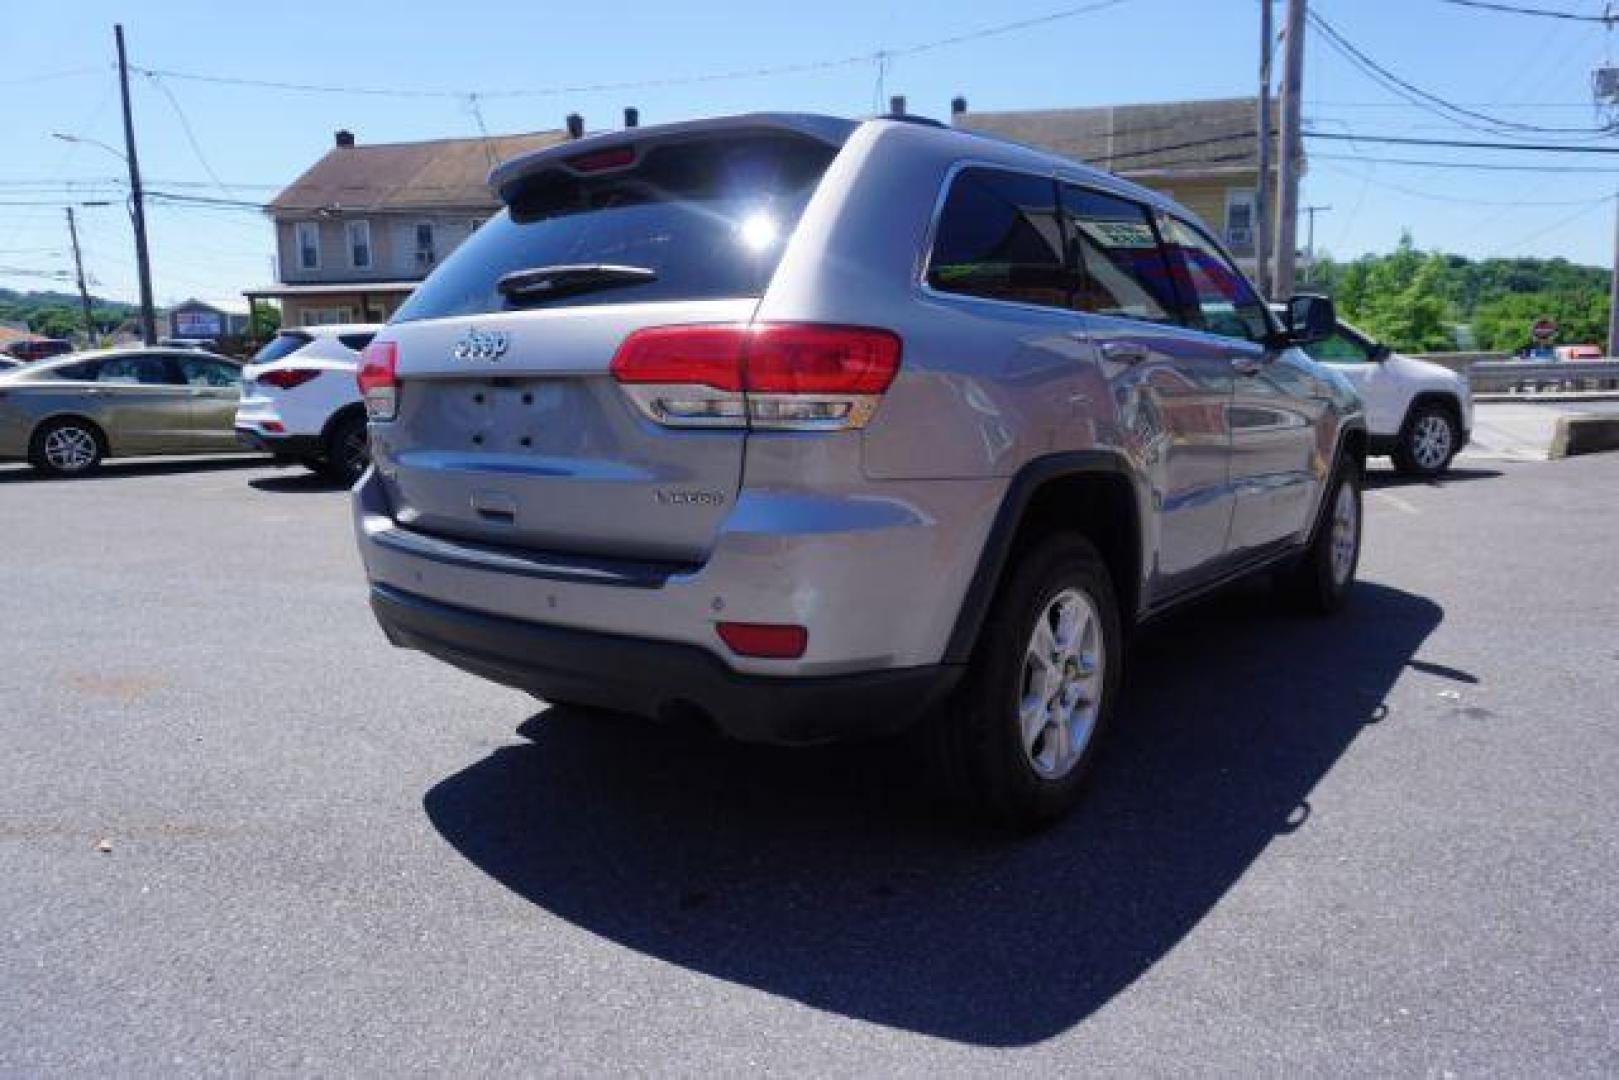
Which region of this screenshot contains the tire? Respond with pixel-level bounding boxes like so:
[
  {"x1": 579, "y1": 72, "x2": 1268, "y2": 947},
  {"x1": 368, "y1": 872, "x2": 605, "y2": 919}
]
[
  {"x1": 1281, "y1": 461, "x2": 1361, "y2": 615},
  {"x1": 1392, "y1": 403, "x2": 1458, "y2": 478},
  {"x1": 319, "y1": 413, "x2": 370, "y2": 485},
  {"x1": 28, "y1": 418, "x2": 104, "y2": 477},
  {"x1": 928, "y1": 534, "x2": 1123, "y2": 831}
]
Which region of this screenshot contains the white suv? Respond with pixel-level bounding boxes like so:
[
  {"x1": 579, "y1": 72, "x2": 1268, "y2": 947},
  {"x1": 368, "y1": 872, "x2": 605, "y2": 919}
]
[
  {"x1": 1290, "y1": 314, "x2": 1472, "y2": 477},
  {"x1": 236, "y1": 324, "x2": 381, "y2": 482}
]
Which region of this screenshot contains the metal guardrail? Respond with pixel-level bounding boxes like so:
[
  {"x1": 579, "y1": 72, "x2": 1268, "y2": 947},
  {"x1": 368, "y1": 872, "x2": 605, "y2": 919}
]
[{"x1": 1468, "y1": 360, "x2": 1619, "y2": 394}]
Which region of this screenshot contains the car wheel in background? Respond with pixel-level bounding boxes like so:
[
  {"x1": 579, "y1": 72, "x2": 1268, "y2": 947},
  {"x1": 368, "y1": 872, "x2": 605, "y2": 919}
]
[
  {"x1": 1281, "y1": 460, "x2": 1361, "y2": 615},
  {"x1": 28, "y1": 418, "x2": 104, "y2": 477},
  {"x1": 1393, "y1": 404, "x2": 1458, "y2": 478},
  {"x1": 928, "y1": 534, "x2": 1122, "y2": 831},
  {"x1": 320, "y1": 413, "x2": 370, "y2": 485}
]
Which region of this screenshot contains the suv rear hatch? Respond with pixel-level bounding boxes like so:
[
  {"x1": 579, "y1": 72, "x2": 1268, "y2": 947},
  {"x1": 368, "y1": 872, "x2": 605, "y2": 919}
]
[{"x1": 372, "y1": 118, "x2": 852, "y2": 564}]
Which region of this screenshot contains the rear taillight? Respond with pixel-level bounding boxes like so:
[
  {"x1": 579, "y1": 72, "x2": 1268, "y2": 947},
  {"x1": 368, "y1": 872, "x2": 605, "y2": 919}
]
[
  {"x1": 609, "y1": 323, "x2": 901, "y2": 431},
  {"x1": 258, "y1": 368, "x2": 322, "y2": 390},
  {"x1": 357, "y1": 341, "x2": 398, "y2": 421}
]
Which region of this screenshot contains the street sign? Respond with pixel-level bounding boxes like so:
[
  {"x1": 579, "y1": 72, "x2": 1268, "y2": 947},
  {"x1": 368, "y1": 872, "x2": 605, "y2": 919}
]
[{"x1": 1531, "y1": 318, "x2": 1557, "y2": 342}]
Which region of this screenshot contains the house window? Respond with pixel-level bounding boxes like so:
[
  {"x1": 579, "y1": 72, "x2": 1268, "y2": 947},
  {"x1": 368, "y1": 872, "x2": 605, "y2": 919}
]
[
  {"x1": 295, "y1": 222, "x2": 320, "y2": 271},
  {"x1": 415, "y1": 222, "x2": 435, "y2": 269},
  {"x1": 1224, "y1": 190, "x2": 1257, "y2": 252},
  {"x1": 299, "y1": 306, "x2": 353, "y2": 327},
  {"x1": 347, "y1": 220, "x2": 372, "y2": 270}
]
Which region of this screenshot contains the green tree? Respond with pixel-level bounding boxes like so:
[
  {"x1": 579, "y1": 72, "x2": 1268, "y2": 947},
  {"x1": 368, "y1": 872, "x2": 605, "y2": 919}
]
[{"x1": 1472, "y1": 291, "x2": 1609, "y2": 352}]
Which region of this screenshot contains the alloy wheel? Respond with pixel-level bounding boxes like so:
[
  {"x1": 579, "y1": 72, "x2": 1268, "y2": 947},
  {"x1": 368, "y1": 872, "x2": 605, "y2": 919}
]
[
  {"x1": 1330, "y1": 481, "x2": 1359, "y2": 586},
  {"x1": 1411, "y1": 413, "x2": 1453, "y2": 472},
  {"x1": 43, "y1": 425, "x2": 97, "y2": 472},
  {"x1": 1018, "y1": 586, "x2": 1105, "y2": 780}
]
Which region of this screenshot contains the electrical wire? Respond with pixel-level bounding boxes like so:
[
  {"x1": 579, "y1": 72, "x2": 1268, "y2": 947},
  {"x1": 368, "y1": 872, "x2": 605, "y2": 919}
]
[
  {"x1": 129, "y1": 0, "x2": 1128, "y2": 100},
  {"x1": 1435, "y1": 0, "x2": 1615, "y2": 23},
  {"x1": 1309, "y1": 9, "x2": 1616, "y2": 136}
]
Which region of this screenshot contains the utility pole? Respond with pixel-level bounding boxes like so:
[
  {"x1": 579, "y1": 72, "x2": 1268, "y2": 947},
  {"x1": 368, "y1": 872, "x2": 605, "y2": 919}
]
[
  {"x1": 1302, "y1": 204, "x2": 1331, "y2": 284},
  {"x1": 1273, "y1": 0, "x2": 1307, "y2": 298},
  {"x1": 1256, "y1": 0, "x2": 1274, "y2": 298},
  {"x1": 114, "y1": 24, "x2": 157, "y2": 346},
  {"x1": 65, "y1": 207, "x2": 96, "y2": 347},
  {"x1": 1608, "y1": 188, "x2": 1619, "y2": 357}
]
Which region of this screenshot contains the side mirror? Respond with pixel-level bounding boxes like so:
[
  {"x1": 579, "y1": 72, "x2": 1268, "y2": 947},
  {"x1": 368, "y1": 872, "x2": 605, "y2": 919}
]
[
  {"x1": 1286, "y1": 294, "x2": 1337, "y2": 346},
  {"x1": 1369, "y1": 342, "x2": 1392, "y2": 362}
]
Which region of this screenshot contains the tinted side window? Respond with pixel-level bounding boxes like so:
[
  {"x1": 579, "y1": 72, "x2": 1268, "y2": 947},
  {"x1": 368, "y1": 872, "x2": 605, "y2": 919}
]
[
  {"x1": 1060, "y1": 186, "x2": 1179, "y2": 323},
  {"x1": 180, "y1": 358, "x2": 239, "y2": 386},
  {"x1": 45, "y1": 360, "x2": 101, "y2": 381},
  {"x1": 1161, "y1": 217, "x2": 1272, "y2": 342},
  {"x1": 97, "y1": 356, "x2": 180, "y2": 385},
  {"x1": 927, "y1": 168, "x2": 1071, "y2": 309}
]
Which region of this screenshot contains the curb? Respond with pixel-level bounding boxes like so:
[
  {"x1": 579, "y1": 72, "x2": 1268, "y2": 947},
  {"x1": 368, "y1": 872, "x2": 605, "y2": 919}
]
[{"x1": 1550, "y1": 415, "x2": 1619, "y2": 459}]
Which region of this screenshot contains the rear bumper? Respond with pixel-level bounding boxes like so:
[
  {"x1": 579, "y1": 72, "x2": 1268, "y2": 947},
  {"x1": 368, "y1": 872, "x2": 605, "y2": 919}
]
[
  {"x1": 235, "y1": 427, "x2": 322, "y2": 458},
  {"x1": 370, "y1": 582, "x2": 960, "y2": 745}
]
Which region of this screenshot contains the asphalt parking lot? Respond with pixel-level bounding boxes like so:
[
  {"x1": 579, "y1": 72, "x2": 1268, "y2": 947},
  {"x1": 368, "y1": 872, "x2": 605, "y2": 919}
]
[{"x1": 2, "y1": 452, "x2": 1616, "y2": 1074}]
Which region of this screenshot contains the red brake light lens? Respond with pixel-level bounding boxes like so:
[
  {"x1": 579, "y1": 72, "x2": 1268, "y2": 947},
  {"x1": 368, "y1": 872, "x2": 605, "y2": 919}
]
[
  {"x1": 716, "y1": 621, "x2": 808, "y2": 659},
  {"x1": 609, "y1": 324, "x2": 902, "y2": 431},
  {"x1": 742, "y1": 325, "x2": 901, "y2": 395},
  {"x1": 566, "y1": 146, "x2": 636, "y2": 172},
  {"x1": 357, "y1": 341, "x2": 399, "y2": 421},
  {"x1": 258, "y1": 368, "x2": 321, "y2": 390},
  {"x1": 609, "y1": 326, "x2": 748, "y2": 391}
]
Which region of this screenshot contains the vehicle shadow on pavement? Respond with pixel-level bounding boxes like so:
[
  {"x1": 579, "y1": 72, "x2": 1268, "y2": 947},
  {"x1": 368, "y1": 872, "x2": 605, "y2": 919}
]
[
  {"x1": 423, "y1": 580, "x2": 1441, "y2": 1046},
  {"x1": 248, "y1": 472, "x2": 349, "y2": 494},
  {"x1": 1363, "y1": 466, "x2": 1503, "y2": 490},
  {"x1": 0, "y1": 456, "x2": 268, "y2": 484}
]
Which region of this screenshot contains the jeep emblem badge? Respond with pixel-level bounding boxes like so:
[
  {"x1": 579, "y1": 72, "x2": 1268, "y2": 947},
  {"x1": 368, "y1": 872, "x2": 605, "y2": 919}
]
[{"x1": 452, "y1": 328, "x2": 510, "y2": 362}]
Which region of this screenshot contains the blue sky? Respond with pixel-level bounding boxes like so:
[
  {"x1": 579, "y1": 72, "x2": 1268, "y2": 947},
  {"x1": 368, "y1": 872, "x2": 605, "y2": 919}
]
[{"x1": 3, "y1": 0, "x2": 1618, "y2": 306}]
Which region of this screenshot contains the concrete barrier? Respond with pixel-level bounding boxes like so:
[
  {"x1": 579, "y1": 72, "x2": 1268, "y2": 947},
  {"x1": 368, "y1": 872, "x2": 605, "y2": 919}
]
[{"x1": 1551, "y1": 414, "x2": 1619, "y2": 459}]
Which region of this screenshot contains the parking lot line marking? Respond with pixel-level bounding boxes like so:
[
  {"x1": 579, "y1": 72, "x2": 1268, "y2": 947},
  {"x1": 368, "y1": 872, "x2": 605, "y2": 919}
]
[{"x1": 1371, "y1": 490, "x2": 1420, "y2": 515}]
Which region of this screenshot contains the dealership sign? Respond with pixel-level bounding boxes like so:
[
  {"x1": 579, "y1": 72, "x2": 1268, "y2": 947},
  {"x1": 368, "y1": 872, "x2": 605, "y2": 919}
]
[{"x1": 174, "y1": 310, "x2": 223, "y2": 337}]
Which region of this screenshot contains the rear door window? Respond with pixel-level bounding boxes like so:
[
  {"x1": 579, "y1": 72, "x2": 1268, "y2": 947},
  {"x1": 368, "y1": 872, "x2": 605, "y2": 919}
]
[
  {"x1": 1060, "y1": 185, "x2": 1179, "y2": 323},
  {"x1": 97, "y1": 356, "x2": 181, "y2": 385},
  {"x1": 926, "y1": 168, "x2": 1071, "y2": 309},
  {"x1": 393, "y1": 134, "x2": 840, "y2": 322},
  {"x1": 179, "y1": 358, "x2": 240, "y2": 386}
]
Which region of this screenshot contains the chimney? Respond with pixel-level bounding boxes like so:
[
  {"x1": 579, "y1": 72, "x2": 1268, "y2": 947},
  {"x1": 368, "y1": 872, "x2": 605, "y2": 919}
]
[
  {"x1": 624, "y1": 106, "x2": 640, "y2": 129},
  {"x1": 889, "y1": 95, "x2": 906, "y2": 116},
  {"x1": 334, "y1": 129, "x2": 356, "y2": 148},
  {"x1": 566, "y1": 113, "x2": 584, "y2": 139},
  {"x1": 950, "y1": 96, "x2": 968, "y2": 122}
]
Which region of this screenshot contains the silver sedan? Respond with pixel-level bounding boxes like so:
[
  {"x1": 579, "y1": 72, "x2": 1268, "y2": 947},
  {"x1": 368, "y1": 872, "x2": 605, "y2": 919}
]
[{"x1": 0, "y1": 349, "x2": 247, "y2": 476}]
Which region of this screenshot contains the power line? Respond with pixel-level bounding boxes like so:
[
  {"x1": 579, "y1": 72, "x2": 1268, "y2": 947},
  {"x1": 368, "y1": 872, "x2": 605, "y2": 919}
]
[
  {"x1": 1309, "y1": 9, "x2": 1616, "y2": 136},
  {"x1": 1311, "y1": 150, "x2": 1619, "y2": 172},
  {"x1": 1306, "y1": 130, "x2": 1619, "y2": 151},
  {"x1": 140, "y1": 71, "x2": 238, "y2": 198},
  {"x1": 1435, "y1": 0, "x2": 1616, "y2": 23},
  {"x1": 129, "y1": 0, "x2": 1128, "y2": 100}
]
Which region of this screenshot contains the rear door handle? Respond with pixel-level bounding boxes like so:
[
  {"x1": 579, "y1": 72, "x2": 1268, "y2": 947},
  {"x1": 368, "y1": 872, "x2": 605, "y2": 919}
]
[
  {"x1": 1229, "y1": 353, "x2": 1265, "y2": 376},
  {"x1": 1099, "y1": 341, "x2": 1149, "y2": 365}
]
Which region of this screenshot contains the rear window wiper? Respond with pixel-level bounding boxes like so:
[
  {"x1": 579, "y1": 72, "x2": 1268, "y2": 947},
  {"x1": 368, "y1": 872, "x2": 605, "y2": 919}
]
[{"x1": 496, "y1": 263, "x2": 657, "y2": 303}]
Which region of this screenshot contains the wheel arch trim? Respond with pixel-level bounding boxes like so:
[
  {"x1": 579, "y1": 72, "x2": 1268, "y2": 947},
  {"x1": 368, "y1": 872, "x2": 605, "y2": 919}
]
[{"x1": 942, "y1": 450, "x2": 1146, "y2": 665}]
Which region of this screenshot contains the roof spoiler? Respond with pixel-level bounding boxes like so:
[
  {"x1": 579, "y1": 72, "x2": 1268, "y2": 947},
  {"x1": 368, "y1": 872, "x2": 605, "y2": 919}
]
[{"x1": 486, "y1": 113, "x2": 858, "y2": 205}]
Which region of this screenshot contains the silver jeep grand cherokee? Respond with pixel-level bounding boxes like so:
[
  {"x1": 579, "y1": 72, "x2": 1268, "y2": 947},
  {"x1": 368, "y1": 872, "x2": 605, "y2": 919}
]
[{"x1": 353, "y1": 113, "x2": 1365, "y2": 828}]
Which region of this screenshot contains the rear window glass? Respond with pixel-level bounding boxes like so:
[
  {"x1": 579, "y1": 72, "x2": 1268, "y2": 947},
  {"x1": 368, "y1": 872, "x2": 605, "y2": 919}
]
[
  {"x1": 392, "y1": 135, "x2": 839, "y2": 322},
  {"x1": 252, "y1": 332, "x2": 313, "y2": 364}
]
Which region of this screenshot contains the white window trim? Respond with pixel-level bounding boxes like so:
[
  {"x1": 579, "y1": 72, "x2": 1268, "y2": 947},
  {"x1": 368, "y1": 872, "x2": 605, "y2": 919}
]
[
  {"x1": 347, "y1": 219, "x2": 373, "y2": 271},
  {"x1": 1224, "y1": 188, "x2": 1257, "y2": 244},
  {"x1": 295, "y1": 221, "x2": 321, "y2": 271}
]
